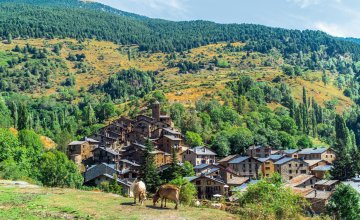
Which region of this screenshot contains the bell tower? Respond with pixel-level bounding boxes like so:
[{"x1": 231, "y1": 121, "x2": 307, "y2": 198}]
[{"x1": 152, "y1": 101, "x2": 160, "y2": 121}]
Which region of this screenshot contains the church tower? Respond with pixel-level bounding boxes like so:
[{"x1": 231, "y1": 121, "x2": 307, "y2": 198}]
[{"x1": 152, "y1": 101, "x2": 160, "y2": 121}]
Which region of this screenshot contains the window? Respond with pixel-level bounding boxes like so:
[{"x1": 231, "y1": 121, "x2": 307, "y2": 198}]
[
  {"x1": 288, "y1": 164, "x2": 292, "y2": 168},
  {"x1": 196, "y1": 181, "x2": 201, "y2": 185},
  {"x1": 301, "y1": 170, "x2": 306, "y2": 174},
  {"x1": 289, "y1": 170, "x2": 292, "y2": 174},
  {"x1": 207, "y1": 180, "x2": 212, "y2": 185},
  {"x1": 289, "y1": 176, "x2": 293, "y2": 180}
]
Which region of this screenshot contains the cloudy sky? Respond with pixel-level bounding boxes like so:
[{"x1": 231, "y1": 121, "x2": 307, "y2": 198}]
[{"x1": 95, "y1": 0, "x2": 360, "y2": 38}]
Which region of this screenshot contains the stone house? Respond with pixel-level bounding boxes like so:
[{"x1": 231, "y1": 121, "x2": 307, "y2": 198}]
[
  {"x1": 157, "y1": 134, "x2": 183, "y2": 155},
  {"x1": 181, "y1": 146, "x2": 217, "y2": 166},
  {"x1": 121, "y1": 142, "x2": 171, "y2": 167},
  {"x1": 311, "y1": 165, "x2": 333, "y2": 179},
  {"x1": 246, "y1": 145, "x2": 272, "y2": 158},
  {"x1": 305, "y1": 190, "x2": 333, "y2": 214},
  {"x1": 68, "y1": 140, "x2": 96, "y2": 171},
  {"x1": 274, "y1": 157, "x2": 309, "y2": 181},
  {"x1": 92, "y1": 147, "x2": 120, "y2": 164},
  {"x1": 304, "y1": 160, "x2": 329, "y2": 171},
  {"x1": 298, "y1": 148, "x2": 336, "y2": 163},
  {"x1": 185, "y1": 175, "x2": 228, "y2": 199},
  {"x1": 83, "y1": 163, "x2": 131, "y2": 195},
  {"x1": 218, "y1": 155, "x2": 239, "y2": 168},
  {"x1": 228, "y1": 156, "x2": 262, "y2": 178},
  {"x1": 287, "y1": 174, "x2": 318, "y2": 188},
  {"x1": 258, "y1": 154, "x2": 284, "y2": 177},
  {"x1": 281, "y1": 149, "x2": 300, "y2": 158},
  {"x1": 314, "y1": 180, "x2": 339, "y2": 191}
]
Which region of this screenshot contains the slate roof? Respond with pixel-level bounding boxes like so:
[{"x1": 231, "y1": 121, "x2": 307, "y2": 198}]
[
  {"x1": 304, "y1": 160, "x2": 323, "y2": 167},
  {"x1": 218, "y1": 155, "x2": 239, "y2": 163},
  {"x1": 162, "y1": 127, "x2": 181, "y2": 134},
  {"x1": 194, "y1": 163, "x2": 210, "y2": 170},
  {"x1": 102, "y1": 173, "x2": 131, "y2": 187},
  {"x1": 184, "y1": 175, "x2": 226, "y2": 185},
  {"x1": 257, "y1": 158, "x2": 269, "y2": 163},
  {"x1": 283, "y1": 149, "x2": 299, "y2": 154},
  {"x1": 184, "y1": 176, "x2": 199, "y2": 182},
  {"x1": 298, "y1": 148, "x2": 328, "y2": 155},
  {"x1": 315, "y1": 180, "x2": 339, "y2": 186},
  {"x1": 68, "y1": 141, "x2": 87, "y2": 145},
  {"x1": 190, "y1": 146, "x2": 217, "y2": 156},
  {"x1": 132, "y1": 142, "x2": 147, "y2": 149},
  {"x1": 288, "y1": 174, "x2": 315, "y2": 187},
  {"x1": 274, "y1": 157, "x2": 294, "y2": 165},
  {"x1": 203, "y1": 168, "x2": 220, "y2": 175},
  {"x1": 119, "y1": 159, "x2": 140, "y2": 167},
  {"x1": 228, "y1": 156, "x2": 250, "y2": 164},
  {"x1": 305, "y1": 190, "x2": 333, "y2": 199},
  {"x1": 83, "y1": 137, "x2": 100, "y2": 143},
  {"x1": 84, "y1": 163, "x2": 120, "y2": 183},
  {"x1": 231, "y1": 180, "x2": 259, "y2": 192},
  {"x1": 163, "y1": 135, "x2": 182, "y2": 141},
  {"x1": 342, "y1": 180, "x2": 360, "y2": 193},
  {"x1": 248, "y1": 145, "x2": 264, "y2": 150},
  {"x1": 92, "y1": 147, "x2": 119, "y2": 156},
  {"x1": 268, "y1": 154, "x2": 284, "y2": 161},
  {"x1": 312, "y1": 165, "x2": 333, "y2": 171}
]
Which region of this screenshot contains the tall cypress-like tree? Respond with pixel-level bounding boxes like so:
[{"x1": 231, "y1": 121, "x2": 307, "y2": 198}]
[
  {"x1": 17, "y1": 102, "x2": 28, "y2": 130},
  {"x1": 139, "y1": 140, "x2": 161, "y2": 193},
  {"x1": 302, "y1": 87, "x2": 309, "y2": 134},
  {"x1": 331, "y1": 115, "x2": 355, "y2": 180},
  {"x1": 85, "y1": 104, "x2": 96, "y2": 125}
]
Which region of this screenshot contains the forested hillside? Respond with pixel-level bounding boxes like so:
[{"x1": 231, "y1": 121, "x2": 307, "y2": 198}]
[{"x1": 0, "y1": 0, "x2": 359, "y2": 195}]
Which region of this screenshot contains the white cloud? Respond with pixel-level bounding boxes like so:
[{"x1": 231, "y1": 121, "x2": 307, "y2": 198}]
[
  {"x1": 288, "y1": 0, "x2": 342, "y2": 8},
  {"x1": 314, "y1": 22, "x2": 349, "y2": 37}
]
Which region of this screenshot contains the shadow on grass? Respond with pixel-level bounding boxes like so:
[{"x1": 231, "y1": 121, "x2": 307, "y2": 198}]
[
  {"x1": 146, "y1": 205, "x2": 173, "y2": 210},
  {"x1": 120, "y1": 202, "x2": 136, "y2": 206}
]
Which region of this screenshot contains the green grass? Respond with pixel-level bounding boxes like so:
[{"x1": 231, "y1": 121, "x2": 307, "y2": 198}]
[{"x1": 0, "y1": 185, "x2": 237, "y2": 220}]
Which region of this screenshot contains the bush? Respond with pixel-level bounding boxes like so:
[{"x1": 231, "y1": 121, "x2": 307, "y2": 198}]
[
  {"x1": 169, "y1": 177, "x2": 197, "y2": 206},
  {"x1": 237, "y1": 174, "x2": 308, "y2": 219},
  {"x1": 98, "y1": 175, "x2": 122, "y2": 195}
]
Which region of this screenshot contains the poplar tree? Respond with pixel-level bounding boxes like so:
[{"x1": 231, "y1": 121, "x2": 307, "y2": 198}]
[
  {"x1": 139, "y1": 140, "x2": 161, "y2": 193},
  {"x1": 331, "y1": 115, "x2": 355, "y2": 180}
]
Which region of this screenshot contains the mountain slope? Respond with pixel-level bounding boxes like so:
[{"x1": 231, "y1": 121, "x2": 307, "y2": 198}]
[
  {"x1": 0, "y1": 0, "x2": 146, "y2": 19},
  {"x1": 1, "y1": 0, "x2": 360, "y2": 58}
]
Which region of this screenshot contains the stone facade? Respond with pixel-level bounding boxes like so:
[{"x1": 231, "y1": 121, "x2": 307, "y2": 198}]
[{"x1": 275, "y1": 158, "x2": 309, "y2": 181}]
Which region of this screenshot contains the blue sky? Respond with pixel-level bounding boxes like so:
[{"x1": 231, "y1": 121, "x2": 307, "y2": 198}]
[{"x1": 95, "y1": 0, "x2": 360, "y2": 38}]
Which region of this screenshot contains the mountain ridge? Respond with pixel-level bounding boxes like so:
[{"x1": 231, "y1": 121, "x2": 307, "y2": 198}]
[{"x1": 0, "y1": 0, "x2": 360, "y2": 58}]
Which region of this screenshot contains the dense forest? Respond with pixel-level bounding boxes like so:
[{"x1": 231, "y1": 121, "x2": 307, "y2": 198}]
[{"x1": 0, "y1": 0, "x2": 360, "y2": 61}]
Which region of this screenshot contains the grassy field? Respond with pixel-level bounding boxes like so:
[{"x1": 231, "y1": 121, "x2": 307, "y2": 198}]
[{"x1": 0, "y1": 184, "x2": 237, "y2": 220}]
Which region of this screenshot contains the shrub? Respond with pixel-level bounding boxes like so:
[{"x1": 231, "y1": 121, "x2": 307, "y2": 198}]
[{"x1": 169, "y1": 177, "x2": 197, "y2": 206}]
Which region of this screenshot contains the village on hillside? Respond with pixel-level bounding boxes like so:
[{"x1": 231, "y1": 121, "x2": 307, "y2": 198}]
[{"x1": 67, "y1": 101, "x2": 360, "y2": 214}]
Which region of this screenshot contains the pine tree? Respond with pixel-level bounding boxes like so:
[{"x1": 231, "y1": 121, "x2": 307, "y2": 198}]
[
  {"x1": 161, "y1": 148, "x2": 182, "y2": 182},
  {"x1": 139, "y1": 140, "x2": 161, "y2": 193}
]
